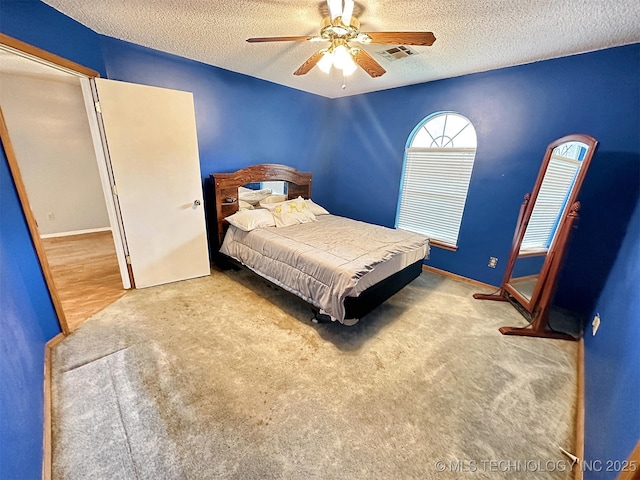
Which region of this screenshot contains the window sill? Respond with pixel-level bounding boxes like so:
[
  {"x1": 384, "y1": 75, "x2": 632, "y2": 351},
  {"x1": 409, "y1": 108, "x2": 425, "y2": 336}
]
[
  {"x1": 429, "y1": 240, "x2": 458, "y2": 252},
  {"x1": 518, "y1": 248, "x2": 548, "y2": 258}
]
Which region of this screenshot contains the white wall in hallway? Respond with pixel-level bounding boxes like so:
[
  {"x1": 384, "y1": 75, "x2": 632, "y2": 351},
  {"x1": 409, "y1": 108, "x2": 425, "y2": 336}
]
[{"x1": 0, "y1": 64, "x2": 109, "y2": 236}]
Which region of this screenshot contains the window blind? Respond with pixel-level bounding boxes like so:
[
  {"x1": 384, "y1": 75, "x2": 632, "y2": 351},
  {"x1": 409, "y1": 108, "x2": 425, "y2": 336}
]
[
  {"x1": 520, "y1": 155, "x2": 580, "y2": 251},
  {"x1": 397, "y1": 148, "x2": 476, "y2": 246}
]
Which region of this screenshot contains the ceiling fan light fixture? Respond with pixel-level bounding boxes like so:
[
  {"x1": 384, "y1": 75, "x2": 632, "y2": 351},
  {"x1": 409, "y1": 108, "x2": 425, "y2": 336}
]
[
  {"x1": 332, "y1": 44, "x2": 352, "y2": 69},
  {"x1": 341, "y1": 56, "x2": 358, "y2": 76},
  {"x1": 247, "y1": 0, "x2": 434, "y2": 80},
  {"x1": 317, "y1": 49, "x2": 334, "y2": 74},
  {"x1": 332, "y1": 25, "x2": 348, "y2": 36}
]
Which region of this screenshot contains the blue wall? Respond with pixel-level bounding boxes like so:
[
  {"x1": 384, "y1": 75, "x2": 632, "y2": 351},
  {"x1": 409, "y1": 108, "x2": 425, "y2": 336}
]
[
  {"x1": 99, "y1": 36, "x2": 338, "y2": 204},
  {"x1": 1, "y1": 1, "x2": 638, "y2": 477},
  {"x1": 583, "y1": 195, "x2": 640, "y2": 479},
  {"x1": 0, "y1": 0, "x2": 106, "y2": 77},
  {"x1": 98, "y1": 36, "x2": 339, "y2": 249},
  {"x1": 0, "y1": 1, "x2": 104, "y2": 478},
  {"x1": 328, "y1": 44, "x2": 640, "y2": 317},
  {"x1": 0, "y1": 140, "x2": 61, "y2": 479}
]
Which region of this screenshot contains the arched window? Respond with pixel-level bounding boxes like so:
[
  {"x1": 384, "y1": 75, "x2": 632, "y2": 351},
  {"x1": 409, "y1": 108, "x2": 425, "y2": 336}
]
[{"x1": 396, "y1": 112, "x2": 477, "y2": 249}]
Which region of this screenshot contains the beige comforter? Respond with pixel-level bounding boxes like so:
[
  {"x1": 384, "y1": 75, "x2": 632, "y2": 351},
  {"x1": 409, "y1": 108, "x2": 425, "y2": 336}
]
[{"x1": 220, "y1": 215, "x2": 429, "y2": 322}]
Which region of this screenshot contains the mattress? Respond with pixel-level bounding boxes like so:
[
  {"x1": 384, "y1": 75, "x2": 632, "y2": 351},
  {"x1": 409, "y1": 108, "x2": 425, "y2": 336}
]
[{"x1": 219, "y1": 214, "x2": 430, "y2": 322}]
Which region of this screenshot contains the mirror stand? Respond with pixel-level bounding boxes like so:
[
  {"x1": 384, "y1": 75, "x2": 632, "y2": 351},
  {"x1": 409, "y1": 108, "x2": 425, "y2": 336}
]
[
  {"x1": 474, "y1": 202, "x2": 580, "y2": 340},
  {"x1": 474, "y1": 134, "x2": 598, "y2": 341}
]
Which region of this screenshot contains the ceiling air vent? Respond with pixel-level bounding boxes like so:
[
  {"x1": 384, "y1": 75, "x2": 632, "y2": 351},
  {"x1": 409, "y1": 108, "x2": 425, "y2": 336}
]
[{"x1": 376, "y1": 45, "x2": 418, "y2": 62}]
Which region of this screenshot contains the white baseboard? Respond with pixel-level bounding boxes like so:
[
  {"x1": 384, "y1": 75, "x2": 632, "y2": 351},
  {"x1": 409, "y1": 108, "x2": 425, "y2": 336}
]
[{"x1": 40, "y1": 227, "x2": 111, "y2": 239}]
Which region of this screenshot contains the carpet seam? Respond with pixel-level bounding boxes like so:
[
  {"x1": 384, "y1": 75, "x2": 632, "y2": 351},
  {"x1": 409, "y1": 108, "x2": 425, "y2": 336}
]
[
  {"x1": 63, "y1": 346, "x2": 131, "y2": 373},
  {"x1": 107, "y1": 359, "x2": 140, "y2": 480}
]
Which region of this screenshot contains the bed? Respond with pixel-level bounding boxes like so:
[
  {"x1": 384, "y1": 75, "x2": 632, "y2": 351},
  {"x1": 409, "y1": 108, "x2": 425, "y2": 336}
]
[{"x1": 211, "y1": 164, "x2": 430, "y2": 325}]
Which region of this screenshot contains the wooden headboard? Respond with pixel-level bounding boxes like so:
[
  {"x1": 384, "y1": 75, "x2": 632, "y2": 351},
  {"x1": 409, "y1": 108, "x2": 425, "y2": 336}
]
[{"x1": 211, "y1": 164, "x2": 313, "y2": 247}]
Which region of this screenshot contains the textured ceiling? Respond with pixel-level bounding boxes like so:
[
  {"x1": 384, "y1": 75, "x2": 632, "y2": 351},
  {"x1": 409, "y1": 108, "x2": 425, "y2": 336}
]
[{"x1": 42, "y1": 0, "x2": 640, "y2": 99}]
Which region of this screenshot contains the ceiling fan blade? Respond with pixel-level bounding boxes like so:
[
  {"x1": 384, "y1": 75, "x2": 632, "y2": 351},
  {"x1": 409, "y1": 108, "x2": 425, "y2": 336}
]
[
  {"x1": 293, "y1": 51, "x2": 325, "y2": 76},
  {"x1": 352, "y1": 48, "x2": 386, "y2": 78},
  {"x1": 246, "y1": 36, "x2": 315, "y2": 43},
  {"x1": 365, "y1": 32, "x2": 436, "y2": 46}
]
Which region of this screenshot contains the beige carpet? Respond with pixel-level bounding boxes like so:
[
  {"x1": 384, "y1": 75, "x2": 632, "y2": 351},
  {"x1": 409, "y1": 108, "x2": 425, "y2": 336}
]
[{"x1": 51, "y1": 267, "x2": 579, "y2": 479}]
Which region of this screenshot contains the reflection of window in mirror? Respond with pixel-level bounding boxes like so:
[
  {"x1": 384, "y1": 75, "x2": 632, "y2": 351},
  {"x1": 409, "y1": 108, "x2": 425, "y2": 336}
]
[
  {"x1": 520, "y1": 141, "x2": 588, "y2": 255},
  {"x1": 240, "y1": 181, "x2": 287, "y2": 194},
  {"x1": 260, "y1": 181, "x2": 287, "y2": 195}
]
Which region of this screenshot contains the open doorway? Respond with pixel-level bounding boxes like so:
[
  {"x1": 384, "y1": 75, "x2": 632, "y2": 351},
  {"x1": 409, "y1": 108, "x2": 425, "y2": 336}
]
[
  {"x1": 39, "y1": 234, "x2": 126, "y2": 332},
  {"x1": 0, "y1": 39, "x2": 127, "y2": 332},
  {"x1": 2, "y1": 35, "x2": 212, "y2": 334}
]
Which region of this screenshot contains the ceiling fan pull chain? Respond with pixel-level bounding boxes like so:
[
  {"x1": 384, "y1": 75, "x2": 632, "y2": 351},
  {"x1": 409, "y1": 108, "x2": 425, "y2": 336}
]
[{"x1": 342, "y1": 72, "x2": 347, "y2": 90}]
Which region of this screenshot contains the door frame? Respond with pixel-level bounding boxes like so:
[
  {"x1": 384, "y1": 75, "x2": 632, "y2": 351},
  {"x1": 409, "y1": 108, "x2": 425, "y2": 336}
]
[
  {"x1": 0, "y1": 33, "x2": 130, "y2": 334},
  {"x1": 80, "y1": 78, "x2": 132, "y2": 290}
]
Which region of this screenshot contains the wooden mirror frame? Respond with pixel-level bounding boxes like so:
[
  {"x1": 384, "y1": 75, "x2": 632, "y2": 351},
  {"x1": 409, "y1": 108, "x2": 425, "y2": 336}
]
[{"x1": 474, "y1": 133, "x2": 598, "y2": 340}]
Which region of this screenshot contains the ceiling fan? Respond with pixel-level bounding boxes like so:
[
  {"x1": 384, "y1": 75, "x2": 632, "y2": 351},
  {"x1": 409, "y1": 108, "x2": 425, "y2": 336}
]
[{"x1": 246, "y1": 0, "x2": 436, "y2": 78}]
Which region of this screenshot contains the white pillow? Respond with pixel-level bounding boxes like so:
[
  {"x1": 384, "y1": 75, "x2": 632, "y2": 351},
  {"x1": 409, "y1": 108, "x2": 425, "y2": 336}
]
[
  {"x1": 225, "y1": 209, "x2": 275, "y2": 231},
  {"x1": 258, "y1": 194, "x2": 288, "y2": 207},
  {"x1": 262, "y1": 197, "x2": 316, "y2": 227},
  {"x1": 305, "y1": 199, "x2": 330, "y2": 216},
  {"x1": 238, "y1": 187, "x2": 272, "y2": 205},
  {"x1": 238, "y1": 200, "x2": 254, "y2": 210}
]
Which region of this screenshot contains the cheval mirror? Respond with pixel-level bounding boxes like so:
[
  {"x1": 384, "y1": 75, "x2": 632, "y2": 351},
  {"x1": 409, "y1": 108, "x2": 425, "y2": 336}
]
[{"x1": 474, "y1": 133, "x2": 598, "y2": 340}]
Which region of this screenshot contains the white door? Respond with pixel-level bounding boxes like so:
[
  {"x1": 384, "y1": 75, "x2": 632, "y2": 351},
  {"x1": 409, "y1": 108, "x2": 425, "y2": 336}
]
[{"x1": 94, "y1": 78, "x2": 210, "y2": 288}]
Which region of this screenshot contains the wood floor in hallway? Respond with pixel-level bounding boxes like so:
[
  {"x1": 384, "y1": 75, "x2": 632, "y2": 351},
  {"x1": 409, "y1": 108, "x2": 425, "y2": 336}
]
[{"x1": 42, "y1": 231, "x2": 127, "y2": 332}]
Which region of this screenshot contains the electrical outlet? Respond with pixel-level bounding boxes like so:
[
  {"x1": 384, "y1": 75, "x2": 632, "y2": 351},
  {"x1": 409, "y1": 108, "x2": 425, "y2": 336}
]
[
  {"x1": 46, "y1": 212, "x2": 55, "y2": 221},
  {"x1": 592, "y1": 314, "x2": 601, "y2": 336},
  {"x1": 488, "y1": 257, "x2": 498, "y2": 268}
]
